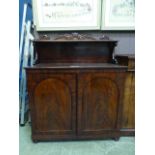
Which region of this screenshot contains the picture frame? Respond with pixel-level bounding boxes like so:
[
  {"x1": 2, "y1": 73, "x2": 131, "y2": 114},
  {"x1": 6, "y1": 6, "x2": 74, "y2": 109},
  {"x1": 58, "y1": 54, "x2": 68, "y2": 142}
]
[
  {"x1": 32, "y1": 0, "x2": 102, "y2": 31},
  {"x1": 101, "y1": 0, "x2": 135, "y2": 30}
]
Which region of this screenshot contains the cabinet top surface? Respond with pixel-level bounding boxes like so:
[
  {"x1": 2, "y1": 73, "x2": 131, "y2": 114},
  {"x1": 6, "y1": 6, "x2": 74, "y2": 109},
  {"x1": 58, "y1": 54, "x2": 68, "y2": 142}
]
[{"x1": 26, "y1": 63, "x2": 127, "y2": 70}]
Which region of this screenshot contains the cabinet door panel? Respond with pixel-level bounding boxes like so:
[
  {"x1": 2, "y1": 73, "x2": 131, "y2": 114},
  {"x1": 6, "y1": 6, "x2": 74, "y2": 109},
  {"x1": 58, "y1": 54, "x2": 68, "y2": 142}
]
[
  {"x1": 78, "y1": 72, "x2": 125, "y2": 135},
  {"x1": 27, "y1": 72, "x2": 76, "y2": 138}
]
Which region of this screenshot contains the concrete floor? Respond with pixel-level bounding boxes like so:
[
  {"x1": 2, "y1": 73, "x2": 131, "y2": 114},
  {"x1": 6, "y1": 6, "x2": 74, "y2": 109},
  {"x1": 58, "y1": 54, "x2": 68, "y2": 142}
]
[{"x1": 19, "y1": 124, "x2": 135, "y2": 155}]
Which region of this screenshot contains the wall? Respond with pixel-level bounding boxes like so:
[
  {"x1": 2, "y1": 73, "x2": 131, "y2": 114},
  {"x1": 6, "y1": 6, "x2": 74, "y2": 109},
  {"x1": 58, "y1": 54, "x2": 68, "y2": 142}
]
[
  {"x1": 78, "y1": 31, "x2": 135, "y2": 54},
  {"x1": 101, "y1": 32, "x2": 135, "y2": 54}
]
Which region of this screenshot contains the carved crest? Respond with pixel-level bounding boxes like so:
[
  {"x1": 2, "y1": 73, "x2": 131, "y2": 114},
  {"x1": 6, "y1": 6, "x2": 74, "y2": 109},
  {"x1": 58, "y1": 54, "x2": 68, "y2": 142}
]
[{"x1": 54, "y1": 33, "x2": 96, "y2": 41}]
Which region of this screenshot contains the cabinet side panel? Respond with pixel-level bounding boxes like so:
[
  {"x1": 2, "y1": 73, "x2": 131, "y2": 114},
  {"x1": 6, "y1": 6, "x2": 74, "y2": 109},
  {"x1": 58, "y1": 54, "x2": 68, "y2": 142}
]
[{"x1": 122, "y1": 72, "x2": 135, "y2": 129}]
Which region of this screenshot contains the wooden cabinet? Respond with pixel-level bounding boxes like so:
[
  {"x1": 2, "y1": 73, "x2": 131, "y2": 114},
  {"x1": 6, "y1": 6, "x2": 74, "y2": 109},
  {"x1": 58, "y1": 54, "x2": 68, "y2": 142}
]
[
  {"x1": 26, "y1": 33, "x2": 129, "y2": 141},
  {"x1": 26, "y1": 67, "x2": 126, "y2": 141},
  {"x1": 116, "y1": 55, "x2": 135, "y2": 136}
]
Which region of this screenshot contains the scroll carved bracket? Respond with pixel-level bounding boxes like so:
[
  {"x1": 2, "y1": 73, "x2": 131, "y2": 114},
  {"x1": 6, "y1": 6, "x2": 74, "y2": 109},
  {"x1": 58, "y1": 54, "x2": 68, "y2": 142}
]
[
  {"x1": 99, "y1": 35, "x2": 110, "y2": 40},
  {"x1": 39, "y1": 34, "x2": 50, "y2": 40}
]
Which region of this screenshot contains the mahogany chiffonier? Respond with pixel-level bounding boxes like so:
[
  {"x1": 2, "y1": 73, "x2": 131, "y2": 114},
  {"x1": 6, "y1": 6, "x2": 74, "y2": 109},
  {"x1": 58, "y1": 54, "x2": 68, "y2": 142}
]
[{"x1": 25, "y1": 33, "x2": 128, "y2": 142}]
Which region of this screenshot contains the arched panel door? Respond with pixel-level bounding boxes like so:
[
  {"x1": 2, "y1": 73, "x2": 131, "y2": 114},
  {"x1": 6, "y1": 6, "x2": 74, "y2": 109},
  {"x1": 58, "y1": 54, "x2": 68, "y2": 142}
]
[
  {"x1": 78, "y1": 72, "x2": 124, "y2": 136},
  {"x1": 29, "y1": 73, "x2": 76, "y2": 140}
]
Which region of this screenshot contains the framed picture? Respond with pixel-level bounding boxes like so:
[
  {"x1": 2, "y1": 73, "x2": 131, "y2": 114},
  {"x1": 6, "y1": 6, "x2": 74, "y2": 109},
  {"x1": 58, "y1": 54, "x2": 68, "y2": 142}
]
[
  {"x1": 32, "y1": 0, "x2": 102, "y2": 31},
  {"x1": 101, "y1": 0, "x2": 135, "y2": 30}
]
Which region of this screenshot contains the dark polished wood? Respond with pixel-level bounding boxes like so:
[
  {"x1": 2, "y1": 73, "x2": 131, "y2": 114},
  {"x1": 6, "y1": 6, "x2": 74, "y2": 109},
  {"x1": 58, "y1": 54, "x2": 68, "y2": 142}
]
[
  {"x1": 26, "y1": 34, "x2": 128, "y2": 141},
  {"x1": 33, "y1": 36, "x2": 117, "y2": 64},
  {"x1": 26, "y1": 67, "x2": 127, "y2": 141},
  {"x1": 78, "y1": 71, "x2": 126, "y2": 136},
  {"x1": 116, "y1": 54, "x2": 135, "y2": 136},
  {"x1": 27, "y1": 71, "x2": 76, "y2": 140}
]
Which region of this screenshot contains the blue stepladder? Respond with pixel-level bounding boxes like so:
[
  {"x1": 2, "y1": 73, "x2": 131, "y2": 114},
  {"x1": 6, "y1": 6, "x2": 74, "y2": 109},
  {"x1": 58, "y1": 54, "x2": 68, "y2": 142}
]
[{"x1": 19, "y1": 1, "x2": 34, "y2": 125}]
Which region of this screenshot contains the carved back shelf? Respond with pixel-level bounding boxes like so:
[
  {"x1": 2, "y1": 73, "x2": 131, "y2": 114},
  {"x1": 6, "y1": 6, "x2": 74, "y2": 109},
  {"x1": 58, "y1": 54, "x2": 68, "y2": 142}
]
[{"x1": 34, "y1": 33, "x2": 117, "y2": 64}]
